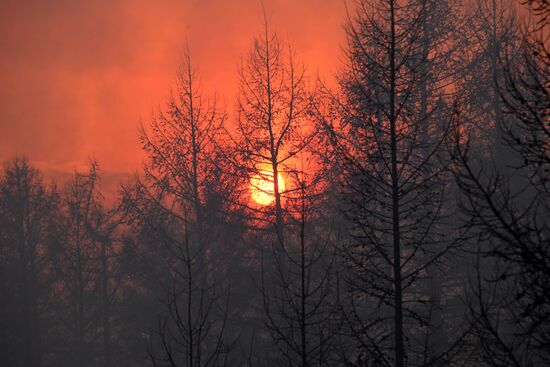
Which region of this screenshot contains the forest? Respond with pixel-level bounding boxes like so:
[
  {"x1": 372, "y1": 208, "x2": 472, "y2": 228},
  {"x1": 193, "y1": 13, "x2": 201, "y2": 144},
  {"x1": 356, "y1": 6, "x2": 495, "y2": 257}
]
[{"x1": 0, "y1": 0, "x2": 548, "y2": 366}]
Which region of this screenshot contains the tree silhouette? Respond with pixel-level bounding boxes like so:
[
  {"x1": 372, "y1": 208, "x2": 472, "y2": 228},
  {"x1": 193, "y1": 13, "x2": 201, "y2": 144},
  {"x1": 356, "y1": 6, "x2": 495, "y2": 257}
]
[
  {"x1": 229, "y1": 15, "x2": 315, "y2": 251},
  {"x1": 0, "y1": 157, "x2": 62, "y2": 367},
  {"x1": 320, "y1": 0, "x2": 468, "y2": 365},
  {"x1": 122, "y1": 48, "x2": 238, "y2": 367},
  {"x1": 455, "y1": 2, "x2": 550, "y2": 365}
]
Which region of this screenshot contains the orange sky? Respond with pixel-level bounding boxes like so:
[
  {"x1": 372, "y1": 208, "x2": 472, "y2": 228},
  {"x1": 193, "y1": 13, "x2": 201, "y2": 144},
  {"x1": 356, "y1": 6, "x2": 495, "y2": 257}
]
[{"x1": 0, "y1": 0, "x2": 347, "y2": 183}]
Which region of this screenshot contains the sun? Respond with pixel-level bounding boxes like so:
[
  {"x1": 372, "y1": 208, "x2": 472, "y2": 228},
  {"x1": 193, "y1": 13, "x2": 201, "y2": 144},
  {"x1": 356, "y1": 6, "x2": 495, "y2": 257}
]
[{"x1": 250, "y1": 167, "x2": 285, "y2": 206}]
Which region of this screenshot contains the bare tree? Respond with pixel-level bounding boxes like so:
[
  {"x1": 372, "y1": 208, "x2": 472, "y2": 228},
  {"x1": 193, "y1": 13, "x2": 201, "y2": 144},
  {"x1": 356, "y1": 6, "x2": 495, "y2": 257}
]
[
  {"x1": 51, "y1": 161, "x2": 125, "y2": 367},
  {"x1": 122, "y1": 47, "x2": 238, "y2": 367},
  {"x1": 455, "y1": 2, "x2": 549, "y2": 365},
  {"x1": 139, "y1": 47, "x2": 230, "y2": 251},
  {"x1": 259, "y1": 167, "x2": 340, "y2": 367},
  {"x1": 0, "y1": 157, "x2": 62, "y2": 367},
  {"x1": 149, "y1": 210, "x2": 235, "y2": 367},
  {"x1": 459, "y1": 0, "x2": 520, "y2": 164},
  {"x1": 55, "y1": 162, "x2": 102, "y2": 367},
  {"x1": 229, "y1": 15, "x2": 315, "y2": 251},
  {"x1": 83, "y1": 172, "x2": 126, "y2": 367},
  {"x1": 223, "y1": 14, "x2": 344, "y2": 366},
  {"x1": 318, "y1": 0, "x2": 468, "y2": 365}
]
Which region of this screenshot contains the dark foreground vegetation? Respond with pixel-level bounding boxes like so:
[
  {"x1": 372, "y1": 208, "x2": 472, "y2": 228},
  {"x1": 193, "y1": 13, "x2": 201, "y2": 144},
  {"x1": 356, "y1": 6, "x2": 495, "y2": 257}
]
[{"x1": 0, "y1": 0, "x2": 548, "y2": 366}]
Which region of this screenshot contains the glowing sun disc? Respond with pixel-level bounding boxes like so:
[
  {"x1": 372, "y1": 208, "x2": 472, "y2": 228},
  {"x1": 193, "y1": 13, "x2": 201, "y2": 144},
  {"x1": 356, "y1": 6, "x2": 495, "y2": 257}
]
[{"x1": 250, "y1": 169, "x2": 285, "y2": 206}]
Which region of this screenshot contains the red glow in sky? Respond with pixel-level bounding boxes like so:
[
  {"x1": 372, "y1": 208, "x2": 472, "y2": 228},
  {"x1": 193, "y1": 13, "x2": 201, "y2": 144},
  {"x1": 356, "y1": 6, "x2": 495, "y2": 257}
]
[{"x1": 0, "y1": 0, "x2": 346, "y2": 180}]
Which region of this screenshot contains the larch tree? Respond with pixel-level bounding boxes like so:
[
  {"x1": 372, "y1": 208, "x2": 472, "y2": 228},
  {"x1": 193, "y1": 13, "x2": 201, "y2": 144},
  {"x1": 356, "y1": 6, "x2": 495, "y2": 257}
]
[
  {"x1": 229, "y1": 15, "x2": 340, "y2": 367},
  {"x1": 459, "y1": 0, "x2": 520, "y2": 164},
  {"x1": 230, "y1": 16, "x2": 315, "y2": 251},
  {"x1": 79, "y1": 163, "x2": 126, "y2": 367},
  {"x1": 54, "y1": 161, "x2": 125, "y2": 367},
  {"x1": 258, "y1": 165, "x2": 340, "y2": 367},
  {"x1": 455, "y1": 1, "x2": 550, "y2": 365},
  {"x1": 319, "y1": 0, "x2": 468, "y2": 365},
  {"x1": 56, "y1": 162, "x2": 103, "y2": 367},
  {"x1": 0, "y1": 157, "x2": 62, "y2": 367},
  {"x1": 122, "y1": 48, "x2": 238, "y2": 367}
]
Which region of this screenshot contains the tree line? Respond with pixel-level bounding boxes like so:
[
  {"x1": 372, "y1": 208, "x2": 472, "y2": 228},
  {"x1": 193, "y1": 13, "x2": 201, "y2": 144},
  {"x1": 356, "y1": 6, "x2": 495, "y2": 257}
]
[{"x1": 0, "y1": 0, "x2": 548, "y2": 366}]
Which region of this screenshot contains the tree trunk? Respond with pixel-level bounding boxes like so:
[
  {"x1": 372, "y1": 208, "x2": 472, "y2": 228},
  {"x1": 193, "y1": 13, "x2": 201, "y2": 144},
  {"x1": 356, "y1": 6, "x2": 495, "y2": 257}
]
[
  {"x1": 389, "y1": 1, "x2": 404, "y2": 366},
  {"x1": 101, "y1": 239, "x2": 111, "y2": 367}
]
